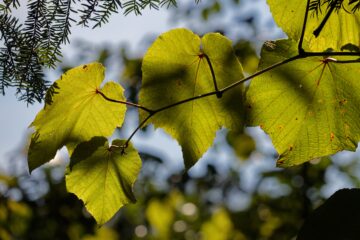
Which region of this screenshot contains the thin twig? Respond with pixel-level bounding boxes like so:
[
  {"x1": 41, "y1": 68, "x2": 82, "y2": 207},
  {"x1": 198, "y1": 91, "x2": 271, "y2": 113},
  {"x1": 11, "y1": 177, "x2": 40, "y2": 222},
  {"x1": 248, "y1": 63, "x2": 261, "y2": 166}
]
[
  {"x1": 122, "y1": 114, "x2": 153, "y2": 151},
  {"x1": 202, "y1": 53, "x2": 222, "y2": 98},
  {"x1": 96, "y1": 89, "x2": 154, "y2": 113},
  {"x1": 153, "y1": 91, "x2": 218, "y2": 113},
  {"x1": 299, "y1": 0, "x2": 312, "y2": 54},
  {"x1": 305, "y1": 51, "x2": 360, "y2": 56},
  {"x1": 220, "y1": 55, "x2": 302, "y2": 93}
]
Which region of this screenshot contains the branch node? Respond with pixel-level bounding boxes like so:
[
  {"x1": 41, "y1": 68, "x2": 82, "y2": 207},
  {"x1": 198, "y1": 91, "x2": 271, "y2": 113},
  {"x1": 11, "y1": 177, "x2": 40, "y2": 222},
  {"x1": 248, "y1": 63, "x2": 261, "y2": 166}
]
[
  {"x1": 121, "y1": 146, "x2": 127, "y2": 155},
  {"x1": 299, "y1": 48, "x2": 306, "y2": 57}
]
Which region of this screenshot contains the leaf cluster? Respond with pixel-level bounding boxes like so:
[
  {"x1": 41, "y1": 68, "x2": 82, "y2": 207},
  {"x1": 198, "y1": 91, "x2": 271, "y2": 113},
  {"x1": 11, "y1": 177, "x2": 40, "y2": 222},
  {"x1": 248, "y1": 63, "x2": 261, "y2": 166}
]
[{"x1": 24, "y1": 0, "x2": 360, "y2": 227}]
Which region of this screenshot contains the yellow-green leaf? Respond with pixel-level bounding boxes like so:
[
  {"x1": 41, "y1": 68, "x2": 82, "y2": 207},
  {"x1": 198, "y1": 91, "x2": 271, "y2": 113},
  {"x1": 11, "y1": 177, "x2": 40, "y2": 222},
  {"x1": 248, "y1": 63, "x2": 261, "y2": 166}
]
[
  {"x1": 66, "y1": 138, "x2": 141, "y2": 225},
  {"x1": 28, "y1": 63, "x2": 126, "y2": 172},
  {"x1": 140, "y1": 28, "x2": 244, "y2": 169},
  {"x1": 247, "y1": 39, "x2": 360, "y2": 167},
  {"x1": 268, "y1": 0, "x2": 360, "y2": 51}
]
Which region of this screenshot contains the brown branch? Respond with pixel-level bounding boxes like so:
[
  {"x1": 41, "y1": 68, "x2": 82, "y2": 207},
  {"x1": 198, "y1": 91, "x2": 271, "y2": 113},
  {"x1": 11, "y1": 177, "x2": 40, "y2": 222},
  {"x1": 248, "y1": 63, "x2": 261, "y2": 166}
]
[
  {"x1": 202, "y1": 53, "x2": 222, "y2": 98},
  {"x1": 96, "y1": 89, "x2": 154, "y2": 113}
]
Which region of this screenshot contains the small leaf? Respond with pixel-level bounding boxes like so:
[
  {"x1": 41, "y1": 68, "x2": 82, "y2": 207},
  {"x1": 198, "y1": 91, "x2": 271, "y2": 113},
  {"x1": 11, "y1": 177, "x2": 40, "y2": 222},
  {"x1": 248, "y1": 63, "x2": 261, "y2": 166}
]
[
  {"x1": 268, "y1": 0, "x2": 360, "y2": 51},
  {"x1": 28, "y1": 63, "x2": 127, "y2": 172},
  {"x1": 66, "y1": 138, "x2": 141, "y2": 225},
  {"x1": 226, "y1": 131, "x2": 256, "y2": 159},
  {"x1": 140, "y1": 28, "x2": 245, "y2": 169},
  {"x1": 247, "y1": 39, "x2": 360, "y2": 167}
]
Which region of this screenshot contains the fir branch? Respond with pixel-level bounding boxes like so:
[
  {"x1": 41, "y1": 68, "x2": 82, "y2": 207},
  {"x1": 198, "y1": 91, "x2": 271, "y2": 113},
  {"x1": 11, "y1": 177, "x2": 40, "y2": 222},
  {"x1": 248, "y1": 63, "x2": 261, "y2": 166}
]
[
  {"x1": 160, "y1": 0, "x2": 177, "y2": 8},
  {"x1": 92, "y1": 0, "x2": 122, "y2": 28},
  {"x1": 141, "y1": 0, "x2": 160, "y2": 10},
  {"x1": 0, "y1": 14, "x2": 21, "y2": 94},
  {"x1": 18, "y1": 0, "x2": 49, "y2": 102},
  {"x1": 40, "y1": 0, "x2": 75, "y2": 68},
  {"x1": 123, "y1": 0, "x2": 142, "y2": 15},
  {"x1": 78, "y1": 0, "x2": 99, "y2": 27},
  {"x1": 1, "y1": 0, "x2": 20, "y2": 12}
]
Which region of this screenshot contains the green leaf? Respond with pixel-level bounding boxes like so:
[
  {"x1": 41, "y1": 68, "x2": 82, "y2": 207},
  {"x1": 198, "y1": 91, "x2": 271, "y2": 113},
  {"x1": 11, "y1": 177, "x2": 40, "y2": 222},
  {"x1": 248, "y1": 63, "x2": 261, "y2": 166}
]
[
  {"x1": 146, "y1": 198, "x2": 175, "y2": 239},
  {"x1": 247, "y1": 39, "x2": 360, "y2": 167},
  {"x1": 139, "y1": 28, "x2": 244, "y2": 169},
  {"x1": 267, "y1": 0, "x2": 360, "y2": 51},
  {"x1": 66, "y1": 138, "x2": 142, "y2": 225},
  {"x1": 201, "y1": 208, "x2": 236, "y2": 240},
  {"x1": 226, "y1": 131, "x2": 256, "y2": 160},
  {"x1": 28, "y1": 62, "x2": 126, "y2": 172}
]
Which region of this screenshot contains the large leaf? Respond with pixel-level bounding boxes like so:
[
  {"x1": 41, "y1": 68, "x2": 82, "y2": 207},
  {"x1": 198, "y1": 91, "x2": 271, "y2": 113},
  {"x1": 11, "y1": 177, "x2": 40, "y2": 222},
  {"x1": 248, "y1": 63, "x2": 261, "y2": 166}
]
[
  {"x1": 247, "y1": 39, "x2": 360, "y2": 167},
  {"x1": 66, "y1": 138, "x2": 141, "y2": 225},
  {"x1": 267, "y1": 0, "x2": 360, "y2": 51},
  {"x1": 28, "y1": 63, "x2": 126, "y2": 171},
  {"x1": 139, "y1": 28, "x2": 244, "y2": 169}
]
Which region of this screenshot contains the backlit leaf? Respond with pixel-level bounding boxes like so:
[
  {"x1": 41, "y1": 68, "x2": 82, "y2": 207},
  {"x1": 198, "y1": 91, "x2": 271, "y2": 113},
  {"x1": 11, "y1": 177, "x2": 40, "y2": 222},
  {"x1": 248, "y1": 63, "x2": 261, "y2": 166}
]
[
  {"x1": 66, "y1": 138, "x2": 141, "y2": 225},
  {"x1": 267, "y1": 0, "x2": 360, "y2": 51},
  {"x1": 247, "y1": 39, "x2": 360, "y2": 167},
  {"x1": 140, "y1": 28, "x2": 244, "y2": 169},
  {"x1": 28, "y1": 63, "x2": 126, "y2": 172}
]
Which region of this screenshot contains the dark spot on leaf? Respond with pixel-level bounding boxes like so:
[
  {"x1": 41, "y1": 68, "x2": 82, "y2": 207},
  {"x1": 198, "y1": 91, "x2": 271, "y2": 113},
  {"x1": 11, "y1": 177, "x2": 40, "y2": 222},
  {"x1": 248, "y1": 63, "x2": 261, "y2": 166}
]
[
  {"x1": 330, "y1": 132, "x2": 335, "y2": 141},
  {"x1": 339, "y1": 99, "x2": 347, "y2": 105},
  {"x1": 289, "y1": 145, "x2": 294, "y2": 151},
  {"x1": 264, "y1": 41, "x2": 276, "y2": 51},
  {"x1": 83, "y1": 65, "x2": 88, "y2": 69},
  {"x1": 295, "y1": 117, "x2": 298, "y2": 120}
]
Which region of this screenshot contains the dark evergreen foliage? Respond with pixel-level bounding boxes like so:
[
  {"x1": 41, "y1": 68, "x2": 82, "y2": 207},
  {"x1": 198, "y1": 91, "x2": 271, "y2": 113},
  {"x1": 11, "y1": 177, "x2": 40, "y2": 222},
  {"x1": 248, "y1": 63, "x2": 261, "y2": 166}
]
[{"x1": 0, "y1": 0, "x2": 198, "y2": 103}]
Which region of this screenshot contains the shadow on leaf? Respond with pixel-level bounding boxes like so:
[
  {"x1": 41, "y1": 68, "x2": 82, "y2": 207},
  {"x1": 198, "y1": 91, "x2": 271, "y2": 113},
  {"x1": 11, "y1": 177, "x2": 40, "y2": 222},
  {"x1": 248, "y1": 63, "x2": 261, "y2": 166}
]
[{"x1": 69, "y1": 136, "x2": 107, "y2": 170}]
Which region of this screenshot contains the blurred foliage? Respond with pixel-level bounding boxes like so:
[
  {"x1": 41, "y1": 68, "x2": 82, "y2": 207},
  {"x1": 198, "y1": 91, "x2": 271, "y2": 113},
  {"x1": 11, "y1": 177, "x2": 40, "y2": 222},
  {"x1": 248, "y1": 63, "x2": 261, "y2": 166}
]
[
  {"x1": 233, "y1": 40, "x2": 259, "y2": 74},
  {"x1": 226, "y1": 130, "x2": 256, "y2": 160},
  {"x1": 2, "y1": 150, "x2": 360, "y2": 239}
]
